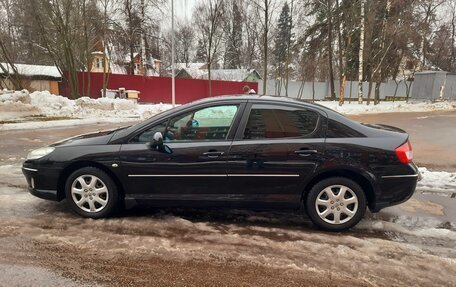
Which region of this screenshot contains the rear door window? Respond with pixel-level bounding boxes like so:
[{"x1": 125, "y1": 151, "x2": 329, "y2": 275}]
[{"x1": 243, "y1": 104, "x2": 320, "y2": 139}]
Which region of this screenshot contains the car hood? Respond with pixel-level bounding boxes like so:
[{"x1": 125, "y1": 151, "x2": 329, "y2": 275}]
[{"x1": 50, "y1": 128, "x2": 122, "y2": 147}]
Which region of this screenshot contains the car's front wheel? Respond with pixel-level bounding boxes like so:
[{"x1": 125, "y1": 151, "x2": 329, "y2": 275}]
[
  {"x1": 65, "y1": 167, "x2": 119, "y2": 218},
  {"x1": 305, "y1": 177, "x2": 366, "y2": 231}
]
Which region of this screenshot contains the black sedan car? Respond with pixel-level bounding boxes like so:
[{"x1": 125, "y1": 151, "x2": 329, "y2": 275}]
[{"x1": 22, "y1": 95, "x2": 418, "y2": 231}]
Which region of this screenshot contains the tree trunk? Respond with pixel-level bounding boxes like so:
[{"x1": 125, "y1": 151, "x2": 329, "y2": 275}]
[
  {"x1": 83, "y1": 0, "x2": 90, "y2": 97},
  {"x1": 357, "y1": 0, "x2": 365, "y2": 104},
  {"x1": 297, "y1": 80, "x2": 305, "y2": 99},
  {"x1": 285, "y1": 0, "x2": 294, "y2": 97},
  {"x1": 262, "y1": 0, "x2": 269, "y2": 95},
  {"x1": 374, "y1": 81, "x2": 381, "y2": 105},
  {"x1": 327, "y1": 0, "x2": 336, "y2": 100},
  {"x1": 405, "y1": 81, "x2": 412, "y2": 102},
  {"x1": 336, "y1": 0, "x2": 345, "y2": 105},
  {"x1": 339, "y1": 77, "x2": 346, "y2": 106},
  {"x1": 393, "y1": 80, "x2": 399, "y2": 102},
  {"x1": 208, "y1": 67, "x2": 212, "y2": 97},
  {"x1": 367, "y1": 77, "x2": 373, "y2": 105},
  {"x1": 452, "y1": 6, "x2": 456, "y2": 71},
  {"x1": 140, "y1": 0, "x2": 147, "y2": 76},
  {"x1": 312, "y1": 80, "x2": 315, "y2": 102}
]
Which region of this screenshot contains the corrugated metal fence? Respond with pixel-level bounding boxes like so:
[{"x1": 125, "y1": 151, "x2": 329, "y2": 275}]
[
  {"x1": 258, "y1": 71, "x2": 456, "y2": 101},
  {"x1": 258, "y1": 79, "x2": 413, "y2": 100},
  {"x1": 412, "y1": 71, "x2": 456, "y2": 100}
]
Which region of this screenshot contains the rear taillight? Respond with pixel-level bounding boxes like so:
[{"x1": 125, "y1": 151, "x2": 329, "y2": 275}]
[{"x1": 395, "y1": 141, "x2": 413, "y2": 163}]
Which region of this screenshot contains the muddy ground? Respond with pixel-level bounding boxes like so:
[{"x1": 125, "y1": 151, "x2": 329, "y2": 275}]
[{"x1": 0, "y1": 112, "x2": 455, "y2": 287}]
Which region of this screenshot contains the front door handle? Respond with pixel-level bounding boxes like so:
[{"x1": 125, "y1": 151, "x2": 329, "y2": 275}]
[
  {"x1": 203, "y1": 151, "x2": 225, "y2": 158},
  {"x1": 294, "y1": 149, "x2": 318, "y2": 156}
]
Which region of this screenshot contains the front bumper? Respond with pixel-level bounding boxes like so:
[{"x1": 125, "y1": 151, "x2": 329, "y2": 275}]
[
  {"x1": 22, "y1": 163, "x2": 62, "y2": 201},
  {"x1": 28, "y1": 186, "x2": 59, "y2": 201}
]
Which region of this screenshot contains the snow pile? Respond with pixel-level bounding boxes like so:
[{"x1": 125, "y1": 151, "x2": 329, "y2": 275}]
[
  {"x1": 0, "y1": 90, "x2": 39, "y2": 120},
  {"x1": 0, "y1": 90, "x2": 31, "y2": 104},
  {"x1": 75, "y1": 96, "x2": 136, "y2": 111},
  {"x1": 0, "y1": 90, "x2": 173, "y2": 122},
  {"x1": 318, "y1": 100, "x2": 456, "y2": 115},
  {"x1": 357, "y1": 216, "x2": 456, "y2": 240},
  {"x1": 417, "y1": 167, "x2": 456, "y2": 196}
]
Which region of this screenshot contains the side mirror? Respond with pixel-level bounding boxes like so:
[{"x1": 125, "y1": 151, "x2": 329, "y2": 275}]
[
  {"x1": 151, "y1": 132, "x2": 163, "y2": 148},
  {"x1": 148, "y1": 132, "x2": 172, "y2": 154}
]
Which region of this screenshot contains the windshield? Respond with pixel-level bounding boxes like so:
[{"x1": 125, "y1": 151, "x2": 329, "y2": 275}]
[{"x1": 112, "y1": 105, "x2": 183, "y2": 140}]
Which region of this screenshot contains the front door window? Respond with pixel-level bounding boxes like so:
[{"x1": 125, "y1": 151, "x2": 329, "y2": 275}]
[{"x1": 164, "y1": 105, "x2": 239, "y2": 142}]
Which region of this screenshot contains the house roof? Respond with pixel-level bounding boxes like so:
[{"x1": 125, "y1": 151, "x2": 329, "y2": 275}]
[
  {"x1": 200, "y1": 69, "x2": 261, "y2": 82},
  {"x1": 0, "y1": 63, "x2": 61, "y2": 80},
  {"x1": 175, "y1": 62, "x2": 207, "y2": 70},
  {"x1": 176, "y1": 67, "x2": 207, "y2": 79}
]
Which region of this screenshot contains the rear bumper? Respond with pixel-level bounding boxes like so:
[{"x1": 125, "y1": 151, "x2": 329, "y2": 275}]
[{"x1": 370, "y1": 164, "x2": 419, "y2": 212}]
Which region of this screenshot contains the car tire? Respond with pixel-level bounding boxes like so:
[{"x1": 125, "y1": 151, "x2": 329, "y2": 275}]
[
  {"x1": 305, "y1": 177, "x2": 366, "y2": 232},
  {"x1": 65, "y1": 167, "x2": 119, "y2": 219}
]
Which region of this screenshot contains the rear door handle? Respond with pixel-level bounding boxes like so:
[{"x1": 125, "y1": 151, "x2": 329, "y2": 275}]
[
  {"x1": 294, "y1": 149, "x2": 318, "y2": 156},
  {"x1": 203, "y1": 151, "x2": 225, "y2": 158}
]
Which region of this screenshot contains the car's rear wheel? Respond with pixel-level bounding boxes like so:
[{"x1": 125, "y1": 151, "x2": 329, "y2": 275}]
[
  {"x1": 305, "y1": 177, "x2": 366, "y2": 231},
  {"x1": 65, "y1": 167, "x2": 119, "y2": 218}
]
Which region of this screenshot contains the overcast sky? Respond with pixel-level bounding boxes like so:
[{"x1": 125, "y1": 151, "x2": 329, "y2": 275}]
[{"x1": 172, "y1": 0, "x2": 196, "y2": 23}]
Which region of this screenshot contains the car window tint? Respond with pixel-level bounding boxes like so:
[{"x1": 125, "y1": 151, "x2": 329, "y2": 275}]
[
  {"x1": 164, "y1": 105, "x2": 238, "y2": 142},
  {"x1": 244, "y1": 105, "x2": 319, "y2": 139},
  {"x1": 130, "y1": 121, "x2": 168, "y2": 143}
]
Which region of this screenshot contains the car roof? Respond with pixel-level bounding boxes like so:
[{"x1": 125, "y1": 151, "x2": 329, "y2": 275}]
[{"x1": 189, "y1": 94, "x2": 321, "y2": 108}]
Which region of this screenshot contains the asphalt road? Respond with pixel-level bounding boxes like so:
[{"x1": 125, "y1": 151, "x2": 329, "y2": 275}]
[
  {"x1": 0, "y1": 113, "x2": 455, "y2": 287},
  {"x1": 351, "y1": 110, "x2": 456, "y2": 170}
]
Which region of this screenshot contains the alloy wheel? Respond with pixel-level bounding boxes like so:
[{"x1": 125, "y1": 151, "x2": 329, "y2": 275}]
[
  {"x1": 314, "y1": 185, "x2": 359, "y2": 225},
  {"x1": 71, "y1": 175, "x2": 109, "y2": 213}
]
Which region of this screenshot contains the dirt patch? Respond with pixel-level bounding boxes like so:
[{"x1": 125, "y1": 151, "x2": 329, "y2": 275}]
[
  {"x1": 400, "y1": 198, "x2": 445, "y2": 216},
  {"x1": 0, "y1": 115, "x2": 77, "y2": 124},
  {"x1": 0, "y1": 234, "x2": 367, "y2": 287}
]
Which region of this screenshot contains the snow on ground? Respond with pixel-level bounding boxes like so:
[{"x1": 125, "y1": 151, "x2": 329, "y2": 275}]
[
  {"x1": 318, "y1": 100, "x2": 456, "y2": 115},
  {"x1": 418, "y1": 167, "x2": 456, "y2": 196},
  {"x1": 0, "y1": 90, "x2": 172, "y2": 130},
  {"x1": 1, "y1": 90, "x2": 456, "y2": 131}
]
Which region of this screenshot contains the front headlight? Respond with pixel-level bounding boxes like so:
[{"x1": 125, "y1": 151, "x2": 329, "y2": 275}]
[{"x1": 26, "y1": 147, "x2": 55, "y2": 160}]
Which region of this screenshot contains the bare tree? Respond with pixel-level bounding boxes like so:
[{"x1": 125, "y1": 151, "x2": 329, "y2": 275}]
[
  {"x1": 175, "y1": 23, "x2": 195, "y2": 65},
  {"x1": 416, "y1": 0, "x2": 444, "y2": 71},
  {"x1": 0, "y1": 0, "x2": 22, "y2": 89},
  {"x1": 30, "y1": 0, "x2": 83, "y2": 98},
  {"x1": 193, "y1": 0, "x2": 226, "y2": 97},
  {"x1": 252, "y1": 0, "x2": 277, "y2": 95},
  {"x1": 0, "y1": 39, "x2": 22, "y2": 89}
]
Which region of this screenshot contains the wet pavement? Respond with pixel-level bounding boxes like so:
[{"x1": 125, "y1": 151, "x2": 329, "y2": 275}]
[
  {"x1": 0, "y1": 114, "x2": 455, "y2": 287},
  {"x1": 351, "y1": 110, "x2": 456, "y2": 170}
]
